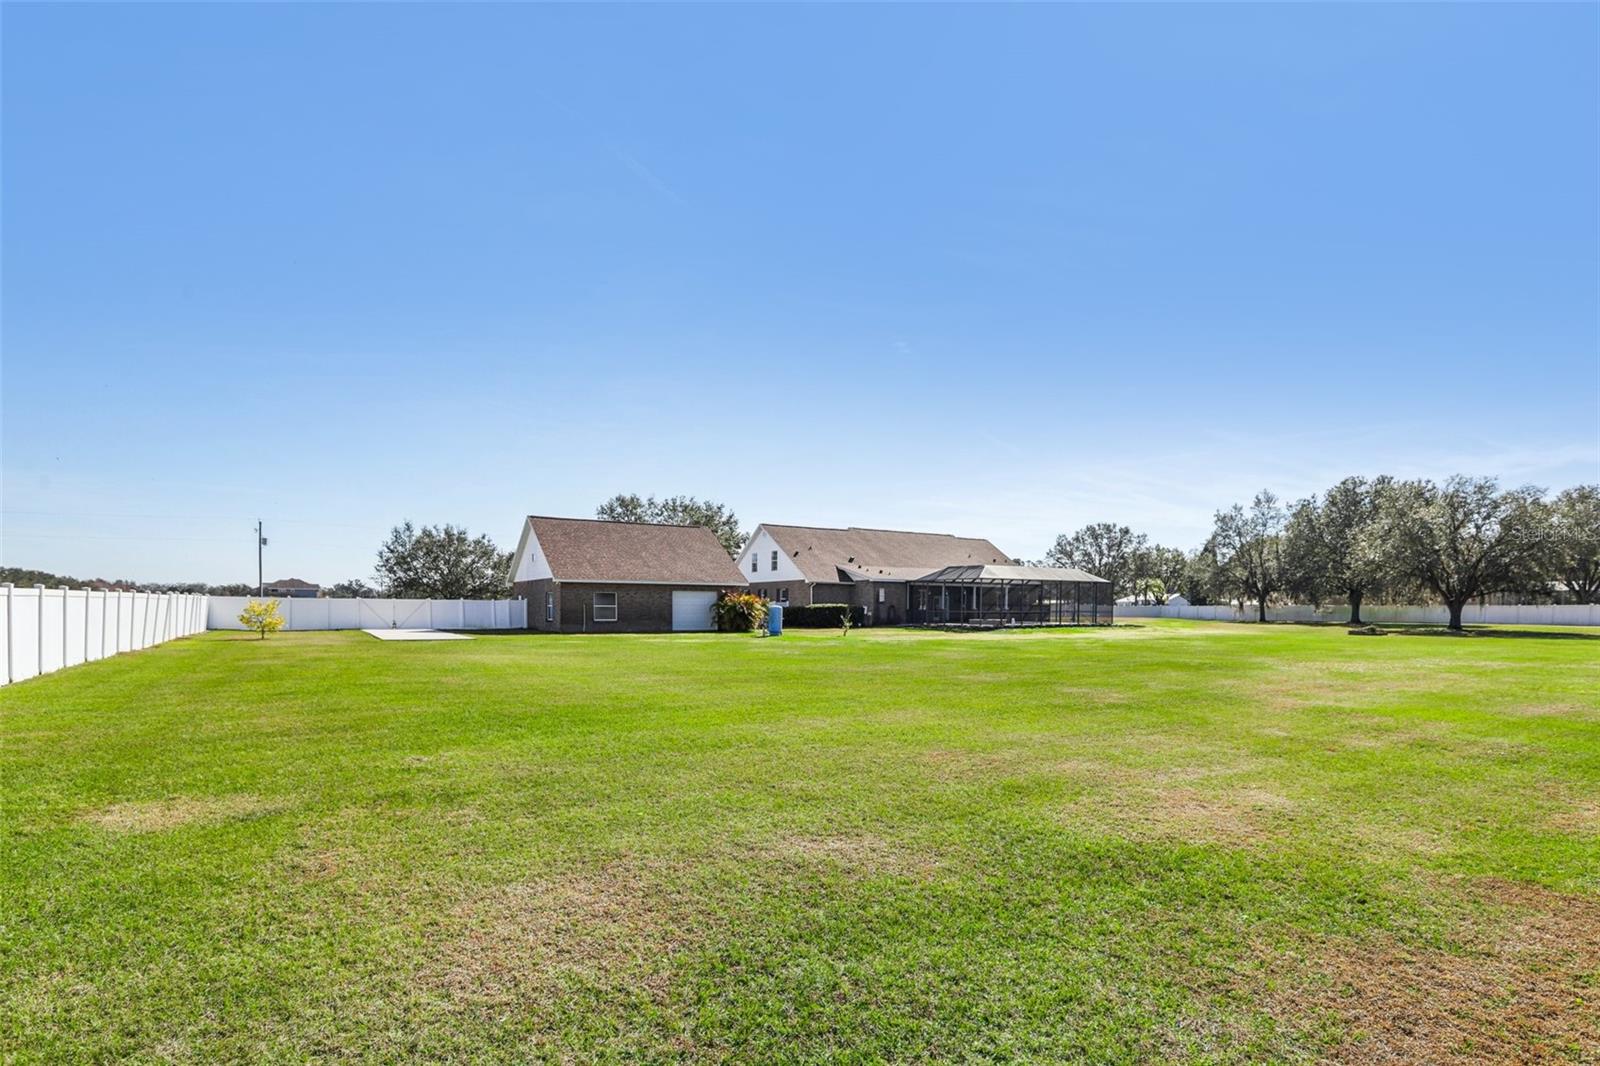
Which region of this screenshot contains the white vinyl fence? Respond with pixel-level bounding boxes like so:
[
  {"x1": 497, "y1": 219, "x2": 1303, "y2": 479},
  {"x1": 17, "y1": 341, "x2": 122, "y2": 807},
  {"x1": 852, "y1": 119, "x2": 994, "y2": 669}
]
[
  {"x1": 206, "y1": 596, "x2": 526, "y2": 632},
  {"x1": 2, "y1": 585, "x2": 208, "y2": 687},
  {"x1": 1116, "y1": 602, "x2": 1600, "y2": 626},
  {"x1": 0, "y1": 590, "x2": 527, "y2": 687}
]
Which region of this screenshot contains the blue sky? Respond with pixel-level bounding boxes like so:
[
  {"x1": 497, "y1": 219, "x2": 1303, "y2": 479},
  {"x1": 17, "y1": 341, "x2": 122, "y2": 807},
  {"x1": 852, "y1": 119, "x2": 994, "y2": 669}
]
[{"x1": 3, "y1": 3, "x2": 1596, "y2": 584}]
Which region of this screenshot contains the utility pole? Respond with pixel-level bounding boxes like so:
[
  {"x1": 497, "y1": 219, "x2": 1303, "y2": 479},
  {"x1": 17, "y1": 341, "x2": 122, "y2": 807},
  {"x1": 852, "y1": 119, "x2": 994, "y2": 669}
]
[{"x1": 257, "y1": 520, "x2": 267, "y2": 596}]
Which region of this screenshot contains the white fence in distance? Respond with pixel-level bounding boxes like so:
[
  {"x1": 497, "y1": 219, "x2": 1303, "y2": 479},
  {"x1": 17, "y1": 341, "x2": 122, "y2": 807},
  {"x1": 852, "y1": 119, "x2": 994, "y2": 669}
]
[
  {"x1": 1115, "y1": 602, "x2": 1600, "y2": 626},
  {"x1": 2, "y1": 586, "x2": 208, "y2": 687},
  {"x1": 206, "y1": 596, "x2": 527, "y2": 632}
]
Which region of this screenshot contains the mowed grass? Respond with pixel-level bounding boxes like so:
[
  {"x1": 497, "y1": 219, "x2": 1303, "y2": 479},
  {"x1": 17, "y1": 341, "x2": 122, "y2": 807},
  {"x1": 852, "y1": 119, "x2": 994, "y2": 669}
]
[{"x1": 2, "y1": 621, "x2": 1598, "y2": 1064}]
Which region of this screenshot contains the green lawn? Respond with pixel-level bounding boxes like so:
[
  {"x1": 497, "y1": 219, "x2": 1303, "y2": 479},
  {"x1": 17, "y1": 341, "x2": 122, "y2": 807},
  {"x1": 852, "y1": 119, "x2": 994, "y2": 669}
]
[{"x1": 3, "y1": 621, "x2": 1597, "y2": 1064}]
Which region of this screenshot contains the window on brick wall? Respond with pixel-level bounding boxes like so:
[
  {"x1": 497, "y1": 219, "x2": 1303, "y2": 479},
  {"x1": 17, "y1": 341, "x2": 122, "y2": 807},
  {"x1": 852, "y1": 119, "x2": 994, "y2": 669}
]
[
  {"x1": 593, "y1": 592, "x2": 618, "y2": 622},
  {"x1": 546, "y1": 592, "x2": 554, "y2": 622},
  {"x1": 779, "y1": 588, "x2": 789, "y2": 603}
]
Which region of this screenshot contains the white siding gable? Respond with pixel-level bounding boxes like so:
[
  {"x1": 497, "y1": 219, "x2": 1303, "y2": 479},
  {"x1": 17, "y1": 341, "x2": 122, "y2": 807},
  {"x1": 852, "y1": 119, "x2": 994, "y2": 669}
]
[
  {"x1": 740, "y1": 527, "x2": 808, "y2": 583},
  {"x1": 512, "y1": 521, "x2": 555, "y2": 582}
]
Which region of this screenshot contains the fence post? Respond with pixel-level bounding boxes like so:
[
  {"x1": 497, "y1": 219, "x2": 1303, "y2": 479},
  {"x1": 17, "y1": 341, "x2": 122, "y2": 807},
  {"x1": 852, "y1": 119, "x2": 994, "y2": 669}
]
[
  {"x1": 3, "y1": 584, "x2": 12, "y2": 685},
  {"x1": 36, "y1": 586, "x2": 46, "y2": 675},
  {"x1": 60, "y1": 585, "x2": 71, "y2": 668},
  {"x1": 84, "y1": 588, "x2": 92, "y2": 662}
]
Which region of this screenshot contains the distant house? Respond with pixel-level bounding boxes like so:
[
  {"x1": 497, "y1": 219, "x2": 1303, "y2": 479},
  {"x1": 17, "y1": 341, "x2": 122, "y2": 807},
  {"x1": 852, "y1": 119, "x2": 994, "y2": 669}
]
[
  {"x1": 262, "y1": 578, "x2": 321, "y2": 598},
  {"x1": 737, "y1": 523, "x2": 1111, "y2": 625},
  {"x1": 508, "y1": 516, "x2": 749, "y2": 633}
]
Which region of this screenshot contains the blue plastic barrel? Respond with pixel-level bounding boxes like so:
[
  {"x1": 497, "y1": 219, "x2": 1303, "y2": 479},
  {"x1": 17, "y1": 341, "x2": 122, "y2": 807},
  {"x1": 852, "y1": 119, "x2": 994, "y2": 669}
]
[{"x1": 768, "y1": 603, "x2": 783, "y2": 636}]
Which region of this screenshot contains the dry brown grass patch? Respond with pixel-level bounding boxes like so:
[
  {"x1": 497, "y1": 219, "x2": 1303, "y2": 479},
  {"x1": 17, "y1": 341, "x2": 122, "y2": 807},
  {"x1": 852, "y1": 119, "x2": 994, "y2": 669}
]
[
  {"x1": 1500, "y1": 701, "x2": 1600, "y2": 722},
  {"x1": 1228, "y1": 662, "x2": 1446, "y2": 715},
  {"x1": 80, "y1": 794, "x2": 277, "y2": 833},
  {"x1": 1157, "y1": 786, "x2": 1294, "y2": 842},
  {"x1": 284, "y1": 847, "x2": 345, "y2": 883},
  {"x1": 1065, "y1": 782, "x2": 1296, "y2": 845},
  {"x1": 762, "y1": 832, "x2": 942, "y2": 880},
  {"x1": 920, "y1": 748, "x2": 1020, "y2": 777},
  {"x1": 427, "y1": 862, "x2": 693, "y2": 1011},
  {"x1": 1261, "y1": 878, "x2": 1600, "y2": 1064},
  {"x1": 1549, "y1": 801, "x2": 1600, "y2": 838}
]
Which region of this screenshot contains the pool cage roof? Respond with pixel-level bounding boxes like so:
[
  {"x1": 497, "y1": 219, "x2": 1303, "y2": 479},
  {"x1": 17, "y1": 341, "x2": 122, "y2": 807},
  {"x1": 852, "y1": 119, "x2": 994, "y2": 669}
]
[
  {"x1": 905, "y1": 564, "x2": 1112, "y2": 626},
  {"x1": 912, "y1": 564, "x2": 1109, "y2": 585}
]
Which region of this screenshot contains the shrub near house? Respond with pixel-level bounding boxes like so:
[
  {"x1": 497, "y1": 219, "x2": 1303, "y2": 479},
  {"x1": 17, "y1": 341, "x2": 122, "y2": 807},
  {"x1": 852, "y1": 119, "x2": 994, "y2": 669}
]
[
  {"x1": 713, "y1": 592, "x2": 767, "y2": 632},
  {"x1": 781, "y1": 603, "x2": 863, "y2": 628}
]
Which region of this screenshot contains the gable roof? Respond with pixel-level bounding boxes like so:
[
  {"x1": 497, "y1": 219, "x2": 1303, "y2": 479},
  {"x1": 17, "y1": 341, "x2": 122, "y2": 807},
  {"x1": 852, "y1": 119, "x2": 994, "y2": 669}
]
[
  {"x1": 526, "y1": 516, "x2": 749, "y2": 585},
  {"x1": 758, "y1": 524, "x2": 1012, "y2": 584}
]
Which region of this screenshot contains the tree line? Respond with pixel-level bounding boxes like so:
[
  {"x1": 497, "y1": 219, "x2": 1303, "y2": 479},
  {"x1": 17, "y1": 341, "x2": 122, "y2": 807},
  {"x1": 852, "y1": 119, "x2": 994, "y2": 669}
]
[
  {"x1": 12, "y1": 480, "x2": 1593, "y2": 628},
  {"x1": 0, "y1": 567, "x2": 258, "y2": 596},
  {"x1": 1043, "y1": 477, "x2": 1598, "y2": 629}
]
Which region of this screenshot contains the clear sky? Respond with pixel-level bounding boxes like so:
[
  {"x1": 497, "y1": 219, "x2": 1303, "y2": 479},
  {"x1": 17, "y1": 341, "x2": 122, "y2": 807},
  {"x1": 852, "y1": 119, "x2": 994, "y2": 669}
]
[{"x1": 3, "y1": 3, "x2": 1597, "y2": 584}]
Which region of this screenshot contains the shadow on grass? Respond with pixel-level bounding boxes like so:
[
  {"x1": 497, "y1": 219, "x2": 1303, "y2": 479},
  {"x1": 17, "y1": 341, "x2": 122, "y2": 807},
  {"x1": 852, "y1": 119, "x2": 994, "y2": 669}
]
[
  {"x1": 1232, "y1": 619, "x2": 1600, "y2": 641},
  {"x1": 1378, "y1": 626, "x2": 1600, "y2": 641}
]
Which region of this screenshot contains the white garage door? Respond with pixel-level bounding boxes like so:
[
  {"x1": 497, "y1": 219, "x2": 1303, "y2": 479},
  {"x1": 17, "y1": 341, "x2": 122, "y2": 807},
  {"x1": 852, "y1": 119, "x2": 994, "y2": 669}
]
[{"x1": 671, "y1": 590, "x2": 718, "y2": 632}]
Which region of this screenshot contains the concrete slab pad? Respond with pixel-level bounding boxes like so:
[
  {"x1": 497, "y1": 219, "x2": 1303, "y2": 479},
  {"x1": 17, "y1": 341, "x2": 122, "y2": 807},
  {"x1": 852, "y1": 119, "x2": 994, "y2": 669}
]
[{"x1": 362, "y1": 629, "x2": 473, "y2": 641}]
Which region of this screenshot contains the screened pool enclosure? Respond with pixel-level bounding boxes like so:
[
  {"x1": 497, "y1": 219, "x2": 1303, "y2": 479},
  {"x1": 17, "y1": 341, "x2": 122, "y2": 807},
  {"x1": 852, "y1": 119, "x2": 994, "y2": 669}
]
[{"x1": 906, "y1": 564, "x2": 1113, "y2": 626}]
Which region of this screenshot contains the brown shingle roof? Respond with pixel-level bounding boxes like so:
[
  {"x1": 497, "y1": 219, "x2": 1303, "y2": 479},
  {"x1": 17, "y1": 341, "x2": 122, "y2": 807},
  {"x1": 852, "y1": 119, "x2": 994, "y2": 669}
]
[
  {"x1": 760, "y1": 524, "x2": 1012, "y2": 584},
  {"x1": 528, "y1": 516, "x2": 749, "y2": 585},
  {"x1": 264, "y1": 578, "x2": 319, "y2": 590}
]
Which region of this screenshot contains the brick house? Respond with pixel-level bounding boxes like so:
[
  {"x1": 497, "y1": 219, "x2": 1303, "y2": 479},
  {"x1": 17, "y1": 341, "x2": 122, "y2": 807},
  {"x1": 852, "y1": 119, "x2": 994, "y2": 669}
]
[
  {"x1": 509, "y1": 516, "x2": 749, "y2": 633},
  {"x1": 737, "y1": 524, "x2": 1014, "y2": 625}
]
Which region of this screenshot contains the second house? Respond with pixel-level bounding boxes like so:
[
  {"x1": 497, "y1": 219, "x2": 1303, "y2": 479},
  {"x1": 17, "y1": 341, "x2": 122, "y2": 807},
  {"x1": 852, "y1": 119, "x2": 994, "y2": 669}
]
[{"x1": 737, "y1": 523, "x2": 1013, "y2": 625}]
